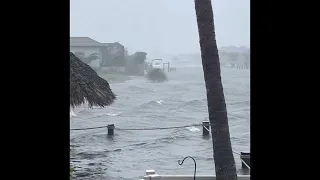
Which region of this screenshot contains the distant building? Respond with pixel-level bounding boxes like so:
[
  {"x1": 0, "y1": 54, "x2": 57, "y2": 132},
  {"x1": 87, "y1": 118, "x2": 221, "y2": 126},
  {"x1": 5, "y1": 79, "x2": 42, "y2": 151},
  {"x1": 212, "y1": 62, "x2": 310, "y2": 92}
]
[
  {"x1": 70, "y1": 37, "x2": 104, "y2": 60},
  {"x1": 70, "y1": 37, "x2": 126, "y2": 69},
  {"x1": 218, "y1": 48, "x2": 250, "y2": 68},
  {"x1": 101, "y1": 42, "x2": 125, "y2": 67}
]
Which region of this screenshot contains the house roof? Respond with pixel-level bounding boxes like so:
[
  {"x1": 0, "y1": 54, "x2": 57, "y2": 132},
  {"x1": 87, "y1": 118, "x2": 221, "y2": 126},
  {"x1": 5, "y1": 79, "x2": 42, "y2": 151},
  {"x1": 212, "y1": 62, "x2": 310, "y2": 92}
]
[
  {"x1": 70, "y1": 37, "x2": 103, "y2": 47},
  {"x1": 102, "y1": 42, "x2": 123, "y2": 47},
  {"x1": 102, "y1": 43, "x2": 114, "y2": 46}
]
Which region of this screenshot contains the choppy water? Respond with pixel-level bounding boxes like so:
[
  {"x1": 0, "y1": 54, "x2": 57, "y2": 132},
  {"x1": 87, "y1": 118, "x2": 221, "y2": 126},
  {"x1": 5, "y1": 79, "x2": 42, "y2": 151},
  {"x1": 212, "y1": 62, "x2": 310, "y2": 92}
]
[{"x1": 70, "y1": 66, "x2": 250, "y2": 180}]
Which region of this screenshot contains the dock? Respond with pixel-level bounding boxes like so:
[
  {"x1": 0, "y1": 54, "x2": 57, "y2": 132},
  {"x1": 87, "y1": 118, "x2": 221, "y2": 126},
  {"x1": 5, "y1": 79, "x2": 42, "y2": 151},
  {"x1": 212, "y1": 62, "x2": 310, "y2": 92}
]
[{"x1": 141, "y1": 170, "x2": 250, "y2": 180}]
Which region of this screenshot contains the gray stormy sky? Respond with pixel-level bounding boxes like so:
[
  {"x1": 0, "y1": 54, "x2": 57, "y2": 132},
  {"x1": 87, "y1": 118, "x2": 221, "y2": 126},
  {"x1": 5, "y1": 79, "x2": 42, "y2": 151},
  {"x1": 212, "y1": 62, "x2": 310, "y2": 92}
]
[{"x1": 70, "y1": 0, "x2": 250, "y2": 57}]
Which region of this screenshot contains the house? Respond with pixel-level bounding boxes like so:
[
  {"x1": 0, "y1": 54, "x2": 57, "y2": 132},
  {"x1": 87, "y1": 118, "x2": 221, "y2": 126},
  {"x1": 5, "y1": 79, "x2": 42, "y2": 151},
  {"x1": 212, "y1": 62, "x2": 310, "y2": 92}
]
[
  {"x1": 70, "y1": 37, "x2": 126, "y2": 71},
  {"x1": 218, "y1": 47, "x2": 250, "y2": 68},
  {"x1": 100, "y1": 42, "x2": 125, "y2": 67},
  {"x1": 70, "y1": 37, "x2": 104, "y2": 61}
]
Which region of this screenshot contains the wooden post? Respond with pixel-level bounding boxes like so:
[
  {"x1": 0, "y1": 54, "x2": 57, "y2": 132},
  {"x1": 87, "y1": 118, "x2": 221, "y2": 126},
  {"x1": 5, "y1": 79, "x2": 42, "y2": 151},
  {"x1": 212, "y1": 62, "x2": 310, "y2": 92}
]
[
  {"x1": 240, "y1": 152, "x2": 250, "y2": 169},
  {"x1": 107, "y1": 124, "x2": 115, "y2": 136},
  {"x1": 202, "y1": 121, "x2": 210, "y2": 136}
]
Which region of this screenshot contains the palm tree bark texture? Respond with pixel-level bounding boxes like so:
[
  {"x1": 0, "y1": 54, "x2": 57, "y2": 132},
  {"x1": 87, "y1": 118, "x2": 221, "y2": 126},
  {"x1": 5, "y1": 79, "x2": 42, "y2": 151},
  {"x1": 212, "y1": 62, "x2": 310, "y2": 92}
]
[{"x1": 194, "y1": 0, "x2": 238, "y2": 179}]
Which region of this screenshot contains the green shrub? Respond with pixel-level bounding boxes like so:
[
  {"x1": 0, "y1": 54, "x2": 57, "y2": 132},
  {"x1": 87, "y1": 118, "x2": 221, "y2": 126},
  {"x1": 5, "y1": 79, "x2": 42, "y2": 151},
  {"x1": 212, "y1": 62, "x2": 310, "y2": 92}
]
[{"x1": 70, "y1": 167, "x2": 74, "y2": 180}]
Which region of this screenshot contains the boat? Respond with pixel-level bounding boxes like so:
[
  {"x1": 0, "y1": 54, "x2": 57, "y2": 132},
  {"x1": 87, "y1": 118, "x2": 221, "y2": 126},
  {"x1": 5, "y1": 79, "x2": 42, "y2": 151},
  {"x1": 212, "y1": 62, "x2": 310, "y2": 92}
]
[
  {"x1": 145, "y1": 59, "x2": 164, "y2": 76},
  {"x1": 150, "y1": 59, "x2": 163, "y2": 70}
]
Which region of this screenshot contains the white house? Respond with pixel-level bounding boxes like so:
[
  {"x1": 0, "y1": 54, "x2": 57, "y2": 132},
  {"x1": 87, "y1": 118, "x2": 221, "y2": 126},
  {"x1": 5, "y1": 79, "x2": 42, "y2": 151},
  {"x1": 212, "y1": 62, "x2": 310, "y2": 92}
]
[
  {"x1": 70, "y1": 37, "x2": 127, "y2": 71},
  {"x1": 70, "y1": 37, "x2": 104, "y2": 58},
  {"x1": 70, "y1": 37, "x2": 104, "y2": 69}
]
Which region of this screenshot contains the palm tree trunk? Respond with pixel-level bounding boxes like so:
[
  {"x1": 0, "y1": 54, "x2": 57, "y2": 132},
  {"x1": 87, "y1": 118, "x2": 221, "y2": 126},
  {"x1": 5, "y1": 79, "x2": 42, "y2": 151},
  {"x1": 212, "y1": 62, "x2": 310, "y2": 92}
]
[{"x1": 194, "y1": 0, "x2": 237, "y2": 179}]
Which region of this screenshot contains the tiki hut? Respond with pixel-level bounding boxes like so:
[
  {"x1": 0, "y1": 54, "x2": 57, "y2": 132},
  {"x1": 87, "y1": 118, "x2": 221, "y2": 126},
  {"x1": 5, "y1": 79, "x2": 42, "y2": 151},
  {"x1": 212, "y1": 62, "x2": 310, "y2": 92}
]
[{"x1": 70, "y1": 52, "x2": 116, "y2": 108}]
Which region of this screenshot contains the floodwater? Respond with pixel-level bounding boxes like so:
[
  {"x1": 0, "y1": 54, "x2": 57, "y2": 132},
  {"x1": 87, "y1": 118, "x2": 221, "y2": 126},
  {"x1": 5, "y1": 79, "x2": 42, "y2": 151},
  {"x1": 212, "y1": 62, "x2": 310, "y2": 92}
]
[{"x1": 70, "y1": 65, "x2": 250, "y2": 180}]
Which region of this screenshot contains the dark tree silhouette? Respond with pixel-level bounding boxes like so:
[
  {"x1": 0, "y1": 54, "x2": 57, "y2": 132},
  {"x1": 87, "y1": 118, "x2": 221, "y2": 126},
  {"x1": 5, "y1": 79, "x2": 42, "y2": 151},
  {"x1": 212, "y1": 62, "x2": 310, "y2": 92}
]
[
  {"x1": 194, "y1": 0, "x2": 237, "y2": 179},
  {"x1": 146, "y1": 69, "x2": 167, "y2": 82}
]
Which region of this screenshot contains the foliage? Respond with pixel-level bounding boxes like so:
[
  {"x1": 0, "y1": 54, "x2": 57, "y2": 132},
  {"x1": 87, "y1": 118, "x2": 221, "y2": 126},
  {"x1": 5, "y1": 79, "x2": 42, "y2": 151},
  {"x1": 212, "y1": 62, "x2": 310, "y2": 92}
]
[
  {"x1": 74, "y1": 52, "x2": 100, "y2": 64},
  {"x1": 70, "y1": 167, "x2": 74, "y2": 180},
  {"x1": 146, "y1": 69, "x2": 167, "y2": 82}
]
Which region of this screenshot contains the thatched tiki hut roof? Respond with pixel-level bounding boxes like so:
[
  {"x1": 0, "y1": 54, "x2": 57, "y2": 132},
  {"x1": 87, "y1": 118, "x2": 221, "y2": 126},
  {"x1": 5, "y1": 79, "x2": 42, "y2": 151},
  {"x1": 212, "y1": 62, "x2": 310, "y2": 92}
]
[{"x1": 70, "y1": 52, "x2": 116, "y2": 108}]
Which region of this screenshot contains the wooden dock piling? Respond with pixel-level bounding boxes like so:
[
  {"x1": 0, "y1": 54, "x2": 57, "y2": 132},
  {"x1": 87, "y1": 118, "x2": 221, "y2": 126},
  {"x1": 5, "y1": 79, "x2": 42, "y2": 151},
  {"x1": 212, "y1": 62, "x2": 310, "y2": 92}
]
[{"x1": 107, "y1": 124, "x2": 115, "y2": 136}]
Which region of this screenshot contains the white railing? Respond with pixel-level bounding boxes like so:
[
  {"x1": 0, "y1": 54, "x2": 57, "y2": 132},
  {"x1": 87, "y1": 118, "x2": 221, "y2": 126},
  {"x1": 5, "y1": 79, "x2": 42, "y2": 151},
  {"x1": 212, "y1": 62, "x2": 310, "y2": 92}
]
[{"x1": 141, "y1": 170, "x2": 250, "y2": 180}]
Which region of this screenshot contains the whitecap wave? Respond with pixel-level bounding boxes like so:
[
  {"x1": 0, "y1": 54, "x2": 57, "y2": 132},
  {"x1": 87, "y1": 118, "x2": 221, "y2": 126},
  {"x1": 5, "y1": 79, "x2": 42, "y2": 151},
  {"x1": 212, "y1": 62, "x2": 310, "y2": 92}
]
[
  {"x1": 186, "y1": 126, "x2": 200, "y2": 132},
  {"x1": 106, "y1": 113, "x2": 121, "y2": 117},
  {"x1": 70, "y1": 109, "x2": 76, "y2": 117},
  {"x1": 156, "y1": 100, "x2": 163, "y2": 104},
  {"x1": 92, "y1": 112, "x2": 122, "y2": 118}
]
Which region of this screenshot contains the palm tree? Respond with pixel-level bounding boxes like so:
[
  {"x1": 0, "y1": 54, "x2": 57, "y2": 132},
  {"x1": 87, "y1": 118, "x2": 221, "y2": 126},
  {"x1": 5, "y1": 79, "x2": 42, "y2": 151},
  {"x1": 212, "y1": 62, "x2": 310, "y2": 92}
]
[
  {"x1": 194, "y1": 0, "x2": 237, "y2": 179},
  {"x1": 74, "y1": 52, "x2": 100, "y2": 64},
  {"x1": 87, "y1": 53, "x2": 100, "y2": 63}
]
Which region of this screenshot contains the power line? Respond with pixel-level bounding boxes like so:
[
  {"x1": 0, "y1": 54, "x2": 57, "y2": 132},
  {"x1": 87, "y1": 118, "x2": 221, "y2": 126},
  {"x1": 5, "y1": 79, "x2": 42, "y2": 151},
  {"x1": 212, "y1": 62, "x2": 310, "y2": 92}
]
[
  {"x1": 233, "y1": 151, "x2": 241, "y2": 156},
  {"x1": 70, "y1": 113, "x2": 247, "y2": 131},
  {"x1": 115, "y1": 124, "x2": 202, "y2": 131},
  {"x1": 71, "y1": 123, "x2": 202, "y2": 131},
  {"x1": 70, "y1": 121, "x2": 247, "y2": 131},
  {"x1": 71, "y1": 125, "x2": 109, "y2": 131}
]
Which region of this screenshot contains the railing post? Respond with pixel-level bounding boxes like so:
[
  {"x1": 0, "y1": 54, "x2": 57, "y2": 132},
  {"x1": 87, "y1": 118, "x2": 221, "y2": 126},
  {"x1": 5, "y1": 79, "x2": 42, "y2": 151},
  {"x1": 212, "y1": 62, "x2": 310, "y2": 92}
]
[
  {"x1": 107, "y1": 124, "x2": 114, "y2": 136},
  {"x1": 202, "y1": 121, "x2": 210, "y2": 136},
  {"x1": 240, "y1": 152, "x2": 250, "y2": 169}
]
